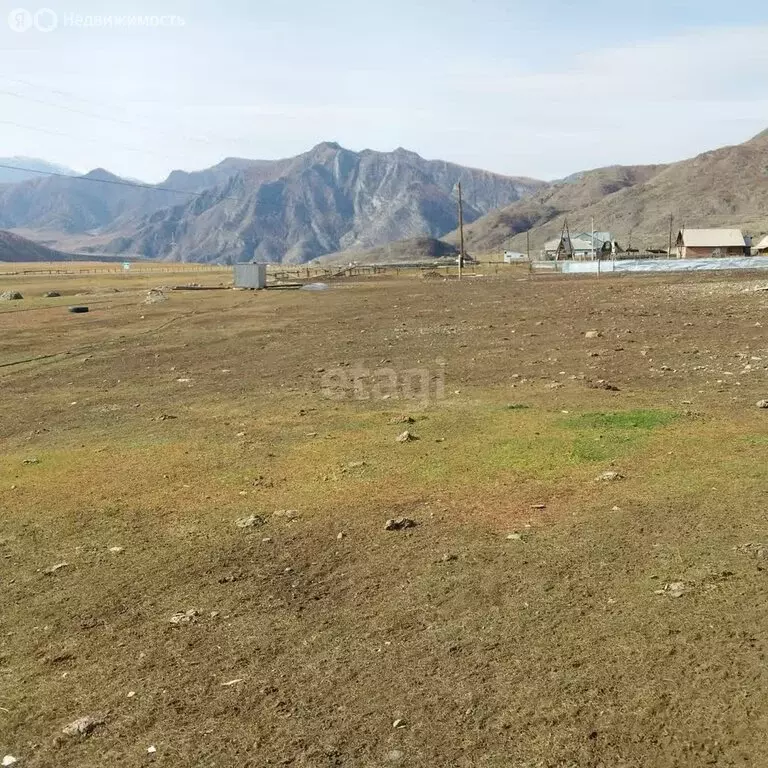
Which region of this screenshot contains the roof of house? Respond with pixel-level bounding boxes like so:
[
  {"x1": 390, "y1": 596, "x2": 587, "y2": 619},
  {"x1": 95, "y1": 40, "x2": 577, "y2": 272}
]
[
  {"x1": 754, "y1": 235, "x2": 768, "y2": 250},
  {"x1": 680, "y1": 229, "x2": 745, "y2": 247}
]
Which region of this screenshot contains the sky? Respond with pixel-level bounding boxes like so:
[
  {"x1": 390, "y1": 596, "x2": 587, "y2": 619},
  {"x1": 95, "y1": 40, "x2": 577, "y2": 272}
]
[{"x1": 1, "y1": 0, "x2": 768, "y2": 182}]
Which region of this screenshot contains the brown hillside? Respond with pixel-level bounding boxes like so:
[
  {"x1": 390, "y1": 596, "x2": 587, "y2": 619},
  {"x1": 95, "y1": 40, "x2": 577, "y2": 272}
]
[{"x1": 458, "y1": 131, "x2": 768, "y2": 255}]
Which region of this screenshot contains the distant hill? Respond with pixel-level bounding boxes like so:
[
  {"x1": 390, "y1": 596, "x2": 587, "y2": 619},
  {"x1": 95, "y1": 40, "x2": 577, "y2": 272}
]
[
  {"x1": 0, "y1": 157, "x2": 78, "y2": 185},
  {"x1": 446, "y1": 164, "x2": 664, "y2": 253},
  {"x1": 0, "y1": 229, "x2": 71, "y2": 262},
  {"x1": 93, "y1": 143, "x2": 545, "y2": 263},
  {"x1": 315, "y1": 236, "x2": 459, "y2": 265},
  {"x1": 454, "y1": 128, "x2": 768, "y2": 255},
  {"x1": 1, "y1": 143, "x2": 545, "y2": 263}
]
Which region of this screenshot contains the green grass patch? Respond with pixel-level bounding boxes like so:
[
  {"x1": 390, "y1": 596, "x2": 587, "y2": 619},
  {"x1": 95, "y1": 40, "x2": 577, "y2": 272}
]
[{"x1": 565, "y1": 409, "x2": 679, "y2": 431}]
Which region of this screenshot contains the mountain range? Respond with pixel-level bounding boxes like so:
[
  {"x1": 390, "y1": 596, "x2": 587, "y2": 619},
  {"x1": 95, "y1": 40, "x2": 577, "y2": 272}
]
[
  {"x1": 450, "y1": 129, "x2": 768, "y2": 254},
  {"x1": 0, "y1": 157, "x2": 78, "y2": 185},
  {"x1": 2, "y1": 131, "x2": 768, "y2": 263},
  {"x1": 0, "y1": 143, "x2": 543, "y2": 263}
]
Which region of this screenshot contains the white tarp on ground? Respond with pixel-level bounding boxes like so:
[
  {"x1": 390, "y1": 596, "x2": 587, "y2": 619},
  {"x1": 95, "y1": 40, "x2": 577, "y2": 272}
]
[{"x1": 560, "y1": 257, "x2": 768, "y2": 274}]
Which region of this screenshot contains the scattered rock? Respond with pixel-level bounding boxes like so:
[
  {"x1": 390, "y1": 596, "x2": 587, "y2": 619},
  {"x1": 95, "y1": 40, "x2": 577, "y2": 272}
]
[
  {"x1": 389, "y1": 415, "x2": 415, "y2": 424},
  {"x1": 272, "y1": 509, "x2": 299, "y2": 521},
  {"x1": 396, "y1": 430, "x2": 417, "y2": 442},
  {"x1": 392, "y1": 718, "x2": 407, "y2": 729},
  {"x1": 545, "y1": 381, "x2": 563, "y2": 390},
  {"x1": 588, "y1": 380, "x2": 620, "y2": 391},
  {"x1": 3, "y1": 756, "x2": 19, "y2": 766},
  {"x1": 736, "y1": 542, "x2": 768, "y2": 559},
  {"x1": 386, "y1": 750, "x2": 405, "y2": 763},
  {"x1": 147, "y1": 746, "x2": 157, "y2": 754},
  {"x1": 61, "y1": 715, "x2": 104, "y2": 738},
  {"x1": 337, "y1": 532, "x2": 345, "y2": 540},
  {"x1": 654, "y1": 581, "x2": 688, "y2": 598},
  {"x1": 347, "y1": 461, "x2": 366, "y2": 468},
  {"x1": 43, "y1": 562, "x2": 69, "y2": 575},
  {"x1": 0, "y1": 291, "x2": 23, "y2": 301},
  {"x1": 441, "y1": 553, "x2": 458, "y2": 562},
  {"x1": 22, "y1": 457, "x2": 39, "y2": 465},
  {"x1": 43, "y1": 291, "x2": 61, "y2": 298},
  {"x1": 144, "y1": 289, "x2": 167, "y2": 305},
  {"x1": 108, "y1": 546, "x2": 124, "y2": 554},
  {"x1": 596, "y1": 470, "x2": 624, "y2": 482},
  {"x1": 169, "y1": 609, "x2": 199, "y2": 625},
  {"x1": 506, "y1": 533, "x2": 524, "y2": 541},
  {"x1": 757, "y1": 400, "x2": 768, "y2": 409},
  {"x1": 235, "y1": 514, "x2": 264, "y2": 529},
  {"x1": 585, "y1": 330, "x2": 602, "y2": 339},
  {"x1": 154, "y1": 414, "x2": 177, "y2": 422},
  {"x1": 385, "y1": 517, "x2": 417, "y2": 531}
]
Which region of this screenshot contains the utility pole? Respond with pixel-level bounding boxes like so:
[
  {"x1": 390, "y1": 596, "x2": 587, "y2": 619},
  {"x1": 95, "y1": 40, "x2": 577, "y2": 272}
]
[
  {"x1": 457, "y1": 181, "x2": 465, "y2": 280},
  {"x1": 668, "y1": 214, "x2": 674, "y2": 259},
  {"x1": 527, "y1": 229, "x2": 532, "y2": 277}
]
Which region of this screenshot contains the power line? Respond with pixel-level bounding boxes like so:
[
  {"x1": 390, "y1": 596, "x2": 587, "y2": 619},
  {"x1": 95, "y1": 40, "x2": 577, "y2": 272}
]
[
  {"x1": 0, "y1": 162, "x2": 238, "y2": 200},
  {"x1": 0, "y1": 119, "x2": 204, "y2": 161},
  {"x1": 0, "y1": 81, "x2": 248, "y2": 147}
]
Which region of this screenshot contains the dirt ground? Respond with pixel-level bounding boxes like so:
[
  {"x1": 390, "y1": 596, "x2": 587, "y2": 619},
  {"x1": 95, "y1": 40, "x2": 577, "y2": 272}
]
[{"x1": 2, "y1": 268, "x2": 768, "y2": 767}]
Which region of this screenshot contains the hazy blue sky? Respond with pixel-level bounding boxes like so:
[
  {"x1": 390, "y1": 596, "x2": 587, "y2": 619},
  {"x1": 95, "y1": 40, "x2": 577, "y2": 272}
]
[{"x1": 1, "y1": 0, "x2": 768, "y2": 181}]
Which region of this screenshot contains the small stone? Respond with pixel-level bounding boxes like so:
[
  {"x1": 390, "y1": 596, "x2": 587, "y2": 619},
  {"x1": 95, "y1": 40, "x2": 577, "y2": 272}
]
[
  {"x1": 531, "y1": 503, "x2": 546, "y2": 510},
  {"x1": 261, "y1": 537, "x2": 272, "y2": 543},
  {"x1": 0, "y1": 291, "x2": 23, "y2": 301},
  {"x1": 506, "y1": 533, "x2": 524, "y2": 541},
  {"x1": 235, "y1": 514, "x2": 264, "y2": 529},
  {"x1": 272, "y1": 509, "x2": 299, "y2": 520},
  {"x1": 3, "y1": 757, "x2": 19, "y2": 767},
  {"x1": 221, "y1": 678, "x2": 244, "y2": 687},
  {"x1": 169, "y1": 609, "x2": 199, "y2": 625},
  {"x1": 392, "y1": 718, "x2": 407, "y2": 729},
  {"x1": 22, "y1": 457, "x2": 39, "y2": 465},
  {"x1": 127, "y1": 691, "x2": 136, "y2": 698},
  {"x1": 389, "y1": 415, "x2": 415, "y2": 424},
  {"x1": 147, "y1": 746, "x2": 157, "y2": 754},
  {"x1": 596, "y1": 470, "x2": 624, "y2": 482},
  {"x1": 757, "y1": 400, "x2": 768, "y2": 409},
  {"x1": 386, "y1": 750, "x2": 404, "y2": 763},
  {"x1": 385, "y1": 517, "x2": 417, "y2": 531},
  {"x1": 585, "y1": 330, "x2": 602, "y2": 339},
  {"x1": 441, "y1": 553, "x2": 457, "y2": 562},
  {"x1": 654, "y1": 581, "x2": 687, "y2": 598},
  {"x1": 347, "y1": 461, "x2": 366, "y2": 468},
  {"x1": 61, "y1": 715, "x2": 104, "y2": 738},
  {"x1": 396, "y1": 430, "x2": 417, "y2": 443},
  {"x1": 337, "y1": 532, "x2": 345, "y2": 540},
  {"x1": 108, "y1": 546, "x2": 124, "y2": 554},
  {"x1": 43, "y1": 562, "x2": 69, "y2": 575},
  {"x1": 43, "y1": 291, "x2": 61, "y2": 298}
]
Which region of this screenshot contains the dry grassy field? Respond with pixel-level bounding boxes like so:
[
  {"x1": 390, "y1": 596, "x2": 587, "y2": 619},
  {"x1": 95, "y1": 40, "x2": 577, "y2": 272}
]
[{"x1": 2, "y1": 266, "x2": 768, "y2": 767}]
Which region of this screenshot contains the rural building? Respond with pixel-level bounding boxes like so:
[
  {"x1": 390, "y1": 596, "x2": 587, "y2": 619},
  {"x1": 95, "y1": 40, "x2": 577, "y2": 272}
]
[
  {"x1": 753, "y1": 235, "x2": 768, "y2": 255},
  {"x1": 543, "y1": 231, "x2": 617, "y2": 260},
  {"x1": 675, "y1": 229, "x2": 747, "y2": 258}
]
